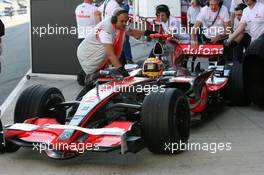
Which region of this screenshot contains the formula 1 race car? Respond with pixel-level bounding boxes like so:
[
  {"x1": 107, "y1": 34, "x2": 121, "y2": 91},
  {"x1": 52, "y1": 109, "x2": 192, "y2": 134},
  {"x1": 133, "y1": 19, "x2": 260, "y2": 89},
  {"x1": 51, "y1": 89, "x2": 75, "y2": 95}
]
[
  {"x1": 0, "y1": 34, "x2": 261, "y2": 159},
  {"x1": 0, "y1": 74, "x2": 191, "y2": 158}
]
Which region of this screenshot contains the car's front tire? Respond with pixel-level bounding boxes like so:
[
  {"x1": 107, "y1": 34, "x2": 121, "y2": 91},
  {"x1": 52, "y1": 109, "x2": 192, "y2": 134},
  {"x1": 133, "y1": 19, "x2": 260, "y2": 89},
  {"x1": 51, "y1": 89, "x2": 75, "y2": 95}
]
[
  {"x1": 6, "y1": 85, "x2": 67, "y2": 153},
  {"x1": 141, "y1": 88, "x2": 191, "y2": 154},
  {"x1": 14, "y1": 84, "x2": 66, "y2": 124}
]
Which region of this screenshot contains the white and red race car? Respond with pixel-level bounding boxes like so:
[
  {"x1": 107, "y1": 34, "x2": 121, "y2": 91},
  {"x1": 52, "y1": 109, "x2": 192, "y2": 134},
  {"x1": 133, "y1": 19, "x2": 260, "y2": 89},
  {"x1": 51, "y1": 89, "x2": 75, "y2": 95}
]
[{"x1": 1, "y1": 34, "x2": 262, "y2": 159}]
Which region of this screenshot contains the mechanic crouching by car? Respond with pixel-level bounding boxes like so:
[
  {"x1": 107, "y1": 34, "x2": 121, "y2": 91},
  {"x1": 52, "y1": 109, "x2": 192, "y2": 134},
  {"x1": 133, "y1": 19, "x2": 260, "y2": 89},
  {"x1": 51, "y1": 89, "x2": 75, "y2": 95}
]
[
  {"x1": 232, "y1": 3, "x2": 251, "y2": 62},
  {"x1": 191, "y1": 0, "x2": 232, "y2": 64},
  {"x1": 76, "y1": 8, "x2": 156, "y2": 99}
]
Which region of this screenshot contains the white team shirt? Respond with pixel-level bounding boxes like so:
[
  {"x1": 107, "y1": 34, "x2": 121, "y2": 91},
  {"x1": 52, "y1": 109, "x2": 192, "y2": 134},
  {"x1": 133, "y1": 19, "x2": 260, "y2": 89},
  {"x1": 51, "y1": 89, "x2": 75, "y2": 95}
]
[
  {"x1": 241, "y1": 2, "x2": 264, "y2": 41},
  {"x1": 161, "y1": 17, "x2": 190, "y2": 43},
  {"x1": 128, "y1": 4, "x2": 134, "y2": 15},
  {"x1": 98, "y1": 0, "x2": 120, "y2": 19},
  {"x1": 75, "y1": 3, "x2": 97, "y2": 39},
  {"x1": 77, "y1": 18, "x2": 129, "y2": 74},
  {"x1": 230, "y1": 0, "x2": 264, "y2": 13},
  {"x1": 187, "y1": 6, "x2": 201, "y2": 24},
  {"x1": 98, "y1": 24, "x2": 130, "y2": 44},
  {"x1": 196, "y1": 5, "x2": 230, "y2": 39},
  {"x1": 161, "y1": 17, "x2": 181, "y2": 34}
]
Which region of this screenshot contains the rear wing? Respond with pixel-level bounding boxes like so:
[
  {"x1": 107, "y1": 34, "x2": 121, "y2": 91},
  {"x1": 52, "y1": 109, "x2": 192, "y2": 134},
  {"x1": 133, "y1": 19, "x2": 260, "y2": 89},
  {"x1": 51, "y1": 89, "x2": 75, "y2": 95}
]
[{"x1": 149, "y1": 34, "x2": 224, "y2": 57}]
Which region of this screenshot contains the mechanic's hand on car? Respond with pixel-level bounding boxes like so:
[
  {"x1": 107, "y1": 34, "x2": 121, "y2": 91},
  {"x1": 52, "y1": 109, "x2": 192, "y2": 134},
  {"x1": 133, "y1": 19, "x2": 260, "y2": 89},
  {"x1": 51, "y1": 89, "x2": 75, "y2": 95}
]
[
  {"x1": 144, "y1": 30, "x2": 158, "y2": 37},
  {"x1": 223, "y1": 39, "x2": 231, "y2": 47},
  {"x1": 224, "y1": 38, "x2": 237, "y2": 48},
  {"x1": 85, "y1": 72, "x2": 99, "y2": 86},
  {"x1": 210, "y1": 36, "x2": 220, "y2": 44},
  {"x1": 117, "y1": 67, "x2": 130, "y2": 77}
]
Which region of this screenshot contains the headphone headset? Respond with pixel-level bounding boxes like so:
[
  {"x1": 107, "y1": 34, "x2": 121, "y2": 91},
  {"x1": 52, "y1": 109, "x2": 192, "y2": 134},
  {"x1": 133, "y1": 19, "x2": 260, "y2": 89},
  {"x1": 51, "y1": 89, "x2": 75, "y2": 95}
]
[
  {"x1": 207, "y1": 0, "x2": 223, "y2": 7},
  {"x1": 155, "y1": 4, "x2": 170, "y2": 18},
  {"x1": 111, "y1": 9, "x2": 129, "y2": 24}
]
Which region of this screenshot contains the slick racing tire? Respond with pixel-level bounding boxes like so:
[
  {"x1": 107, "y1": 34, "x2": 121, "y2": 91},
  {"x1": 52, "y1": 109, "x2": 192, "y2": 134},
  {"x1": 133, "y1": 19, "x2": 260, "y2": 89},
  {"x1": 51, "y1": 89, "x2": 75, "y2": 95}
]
[
  {"x1": 223, "y1": 61, "x2": 251, "y2": 106},
  {"x1": 142, "y1": 88, "x2": 191, "y2": 154},
  {"x1": 14, "y1": 84, "x2": 66, "y2": 124},
  {"x1": 243, "y1": 35, "x2": 264, "y2": 109},
  {"x1": 8, "y1": 85, "x2": 66, "y2": 153}
]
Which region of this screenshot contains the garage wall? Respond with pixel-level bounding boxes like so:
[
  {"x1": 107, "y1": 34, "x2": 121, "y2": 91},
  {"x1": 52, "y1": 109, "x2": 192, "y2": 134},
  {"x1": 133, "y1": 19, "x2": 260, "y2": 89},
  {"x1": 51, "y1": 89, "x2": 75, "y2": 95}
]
[{"x1": 31, "y1": 0, "x2": 82, "y2": 75}]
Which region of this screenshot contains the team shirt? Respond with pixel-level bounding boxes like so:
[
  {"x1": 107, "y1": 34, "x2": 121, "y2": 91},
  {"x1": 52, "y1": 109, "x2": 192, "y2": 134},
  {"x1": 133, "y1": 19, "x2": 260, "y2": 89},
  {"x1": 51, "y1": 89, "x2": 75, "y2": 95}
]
[
  {"x1": 98, "y1": 0, "x2": 120, "y2": 19},
  {"x1": 75, "y1": 3, "x2": 97, "y2": 39},
  {"x1": 241, "y1": 2, "x2": 264, "y2": 41},
  {"x1": 98, "y1": 24, "x2": 129, "y2": 44},
  {"x1": 187, "y1": 6, "x2": 201, "y2": 25},
  {"x1": 77, "y1": 17, "x2": 129, "y2": 74},
  {"x1": 230, "y1": 0, "x2": 264, "y2": 13},
  {"x1": 161, "y1": 16, "x2": 190, "y2": 43},
  {"x1": 196, "y1": 5, "x2": 230, "y2": 39}
]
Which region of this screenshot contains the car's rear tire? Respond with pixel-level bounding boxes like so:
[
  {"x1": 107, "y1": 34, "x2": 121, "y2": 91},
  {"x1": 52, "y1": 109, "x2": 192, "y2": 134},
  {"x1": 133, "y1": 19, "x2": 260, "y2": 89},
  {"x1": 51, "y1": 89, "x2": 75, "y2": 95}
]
[
  {"x1": 244, "y1": 57, "x2": 264, "y2": 109},
  {"x1": 243, "y1": 35, "x2": 264, "y2": 109},
  {"x1": 142, "y1": 88, "x2": 191, "y2": 154},
  {"x1": 222, "y1": 62, "x2": 251, "y2": 106}
]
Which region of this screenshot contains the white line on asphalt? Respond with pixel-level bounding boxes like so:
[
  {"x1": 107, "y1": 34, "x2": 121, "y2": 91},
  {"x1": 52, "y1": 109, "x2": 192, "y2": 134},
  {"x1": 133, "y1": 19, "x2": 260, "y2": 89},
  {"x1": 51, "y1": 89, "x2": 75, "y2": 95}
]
[
  {"x1": 28, "y1": 73, "x2": 76, "y2": 80},
  {"x1": 0, "y1": 69, "x2": 30, "y2": 118}
]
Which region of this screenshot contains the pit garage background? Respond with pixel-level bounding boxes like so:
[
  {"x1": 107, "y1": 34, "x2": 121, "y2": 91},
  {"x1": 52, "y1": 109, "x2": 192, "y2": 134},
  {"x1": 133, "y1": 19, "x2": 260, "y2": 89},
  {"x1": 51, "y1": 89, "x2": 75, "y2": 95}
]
[
  {"x1": 30, "y1": 0, "x2": 82, "y2": 75},
  {"x1": 30, "y1": 0, "x2": 187, "y2": 75}
]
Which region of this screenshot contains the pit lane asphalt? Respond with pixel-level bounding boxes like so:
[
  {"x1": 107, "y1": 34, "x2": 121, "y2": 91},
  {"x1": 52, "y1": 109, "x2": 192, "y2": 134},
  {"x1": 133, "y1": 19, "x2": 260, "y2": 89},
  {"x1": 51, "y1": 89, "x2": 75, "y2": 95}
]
[
  {"x1": 0, "y1": 21, "x2": 264, "y2": 175},
  {"x1": 0, "y1": 16, "x2": 30, "y2": 105},
  {"x1": 1, "y1": 83, "x2": 264, "y2": 175}
]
